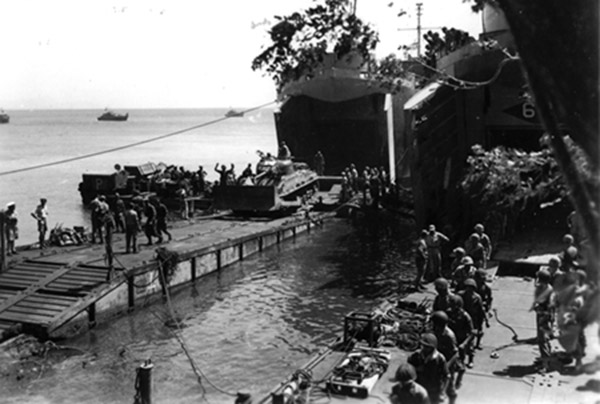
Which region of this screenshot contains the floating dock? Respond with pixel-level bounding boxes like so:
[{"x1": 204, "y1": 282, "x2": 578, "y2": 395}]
[{"x1": 0, "y1": 213, "x2": 328, "y2": 341}]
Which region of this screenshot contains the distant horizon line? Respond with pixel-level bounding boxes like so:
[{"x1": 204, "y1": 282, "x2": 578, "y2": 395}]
[{"x1": 1, "y1": 106, "x2": 276, "y2": 111}]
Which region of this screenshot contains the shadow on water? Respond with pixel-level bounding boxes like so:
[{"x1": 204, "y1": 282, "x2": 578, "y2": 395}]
[{"x1": 319, "y1": 209, "x2": 417, "y2": 300}]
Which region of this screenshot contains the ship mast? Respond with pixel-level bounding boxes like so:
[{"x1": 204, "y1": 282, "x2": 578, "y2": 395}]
[{"x1": 416, "y1": 2, "x2": 423, "y2": 57}]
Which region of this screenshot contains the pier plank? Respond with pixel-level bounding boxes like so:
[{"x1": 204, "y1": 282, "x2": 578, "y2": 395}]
[
  {"x1": 11, "y1": 304, "x2": 63, "y2": 316},
  {"x1": 0, "y1": 311, "x2": 55, "y2": 324},
  {"x1": 0, "y1": 263, "x2": 79, "y2": 316},
  {"x1": 0, "y1": 215, "x2": 325, "y2": 338}
]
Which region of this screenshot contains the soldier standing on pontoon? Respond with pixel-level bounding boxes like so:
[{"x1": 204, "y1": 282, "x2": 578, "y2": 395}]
[{"x1": 30, "y1": 198, "x2": 48, "y2": 249}]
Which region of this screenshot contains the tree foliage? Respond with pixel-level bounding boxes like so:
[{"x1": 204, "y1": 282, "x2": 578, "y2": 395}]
[
  {"x1": 251, "y1": 0, "x2": 379, "y2": 89},
  {"x1": 423, "y1": 27, "x2": 475, "y2": 67},
  {"x1": 461, "y1": 138, "x2": 596, "y2": 235}
]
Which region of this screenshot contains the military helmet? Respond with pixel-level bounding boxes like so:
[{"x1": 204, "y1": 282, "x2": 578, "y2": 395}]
[
  {"x1": 464, "y1": 278, "x2": 477, "y2": 288},
  {"x1": 431, "y1": 310, "x2": 449, "y2": 325},
  {"x1": 420, "y1": 333, "x2": 438, "y2": 348},
  {"x1": 394, "y1": 363, "x2": 417, "y2": 381}
]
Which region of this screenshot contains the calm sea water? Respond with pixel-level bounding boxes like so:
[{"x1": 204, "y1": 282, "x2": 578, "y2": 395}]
[
  {"x1": 2, "y1": 219, "x2": 415, "y2": 404},
  {"x1": 0, "y1": 108, "x2": 277, "y2": 245},
  {"x1": 0, "y1": 109, "x2": 416, "y2": 404}
]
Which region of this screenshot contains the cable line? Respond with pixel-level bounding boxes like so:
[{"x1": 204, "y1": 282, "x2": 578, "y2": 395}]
[{"x1": 0, "y1": 100, "x2": 276, "y2": 177}]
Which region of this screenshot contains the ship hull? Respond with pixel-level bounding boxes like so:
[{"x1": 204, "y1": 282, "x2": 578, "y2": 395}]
[{"x1": 275, "y1": 94, "x2": 391, "y2": 176}]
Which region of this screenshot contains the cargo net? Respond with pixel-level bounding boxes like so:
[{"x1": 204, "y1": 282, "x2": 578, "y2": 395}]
[{"x1": 156, "y1": 247, "x2": 180, "y2": 287}]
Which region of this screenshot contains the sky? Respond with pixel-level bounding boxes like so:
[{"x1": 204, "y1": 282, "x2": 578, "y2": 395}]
[{"x1": 0, "y1": 0, "x2": 483, "y2": 110}]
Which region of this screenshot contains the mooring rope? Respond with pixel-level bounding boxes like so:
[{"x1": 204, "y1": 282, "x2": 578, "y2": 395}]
[
  {"x1": 492, "y1": 308, "x2": 519, "y2": 341},
  {"x1": 156, "y1": 258, "x2": 238, "y2": 397}
]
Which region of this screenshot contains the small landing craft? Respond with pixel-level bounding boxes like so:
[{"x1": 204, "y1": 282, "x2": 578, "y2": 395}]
[
  {"x1": 97, "y1": 109, "x2": 129, "y2": 121},
  {"x1": 225, "y1": 109, "x2": 244, "y2": 118},
  {"x1": 0, "y1": 109, "x2": 9, "y2": 124},
  {"x1": 253, "y1": 301, "x2": 426, "y2": 404}
]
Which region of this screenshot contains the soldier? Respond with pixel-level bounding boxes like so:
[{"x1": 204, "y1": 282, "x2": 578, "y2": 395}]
[
  {"x1": 426, "y1": 225, "x2": 449, "y2": 281},
  {"x1": 474, "y1": 269, "x2": 493, "y2": 314},
  {"x1": 155, "y1": 200, "x2": 172, "y2": 243},
  {"x1": 408, "y1": 333, "x2": 449, "y2": 404},
  {"x1": 448, "y1": 247, "x2": 466, "y2": 279},
  {"x1": 103, "y1": 208, "x2": 116, "y2": 280},
  {"x1": 278, "y1": 141, "x2": 292, "y2": 159},
  {"x1": 451, "y1": 256, "x2": 476, "y2": 292},
  {"x1": 4, "y1": 202, "x2": 18, "y2": 256},
  {"x1": 447, "y1": 295, "x2": 474, "y2": 388},
  {"x1": 113, "y1": 193, "x2": 126, "y2": 233},
  {"x1": 459, "y1": 279, "x2": 488, "y2": 362},
  {"x1": 30, "y1": 198, "x2": 48, "y2": 249},
  {"x1": 431, "y1": 311, "x2": 459, "y2": 402},
  {"x1": 390, "y1": 363, "x2": 430, "y2": 404},
  {"x1": 143, "y1": 200, "x2": 157, "y2": 246},
  {"x1": 313, "y1": 150, "x2": 325, "y2": 176},
  {"x1": 464, "y1": 233, "x2": 485, "y2": 269},
  {"x1": 124, "y1": 203, "x2": 140, "y2": 254},
  {"x1": 531, "y1": 269, "x2": 554, "y2": 370},
  {"x1": 474, "y1": 224, "x2": 492, "y2": 266},
  {"x1": 414, "y1": 230, "x2": 429, "y2": 290},
  {"x1": 433, "y1": 278, "x2": 456, "y2": 313}
]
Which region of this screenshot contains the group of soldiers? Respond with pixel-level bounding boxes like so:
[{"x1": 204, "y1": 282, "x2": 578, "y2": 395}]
[
  {"x1": 89, "y1": 194, "x2": 172, "y2": 277},
  {"x1": 532, "y1": 232, "x2": 596, "y2": 373},
  {"x1": 339, "y1": 163, "x2": 391, "y2": 207},
  {"x1": 391, "y1": 223, "x2": 494, "y2": 404},
  {"x1": 1, "y1": 198, "x2": 48, "y2": 256}
]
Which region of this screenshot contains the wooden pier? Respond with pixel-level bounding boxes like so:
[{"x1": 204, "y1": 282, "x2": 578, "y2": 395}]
[{"x1": 0, "y1": 213, "x2": 328, "y2": 341}]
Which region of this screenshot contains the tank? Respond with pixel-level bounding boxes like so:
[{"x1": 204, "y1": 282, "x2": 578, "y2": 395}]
[{"x1": 212, "y1": 159, "x2": 319, "y2": 214}]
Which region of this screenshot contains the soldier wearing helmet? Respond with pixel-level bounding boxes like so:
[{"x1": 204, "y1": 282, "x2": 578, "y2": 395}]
[
  {"x1": 431, "y1": 311, "x2": 458, "y2": 365},
  {"x1": 447, "y1": 294, "x2": 474, "y2": 387},
  {"x1": 449, "y1": 247, "x2": 466, "y2": 278},
  {"x1": 431, "y1": 311, "x2": 460, "y2": 401},
  {"x1": 448, "y1": 295, "x2": 473, "y2": 345},
  {"x1": 464, "y1": 232, "x2": 485, "y2": 269},
  {"x1": 459, "y1": 278, "x2": 487, "y2": 361},
  {"x1": 433, "y1": 278, "x2": 456, "y2": 313},
  {"x1": 408, "y1": 333, "x2": 449, "y2": 404},
  {"x1": 532, "y1": 269, "x2": 554, "y2": 367},
  {"x1": 474, "y1": 224, "x2": 492, "y2": 265},
  {"x1": 451, "y1": 255, "x2": 476, "y2": 292},
  {"x1": 390, "y1": 363, "x2": 430, "y2": 404},
  {"x1": 474, "y1": 269, "x2": 493, "y2": 313}
]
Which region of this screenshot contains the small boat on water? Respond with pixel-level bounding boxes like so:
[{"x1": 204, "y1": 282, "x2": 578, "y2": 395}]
[
  {"x1": 97, "y1": 110, "x2": 129, "y2": 121},
  {"x1": 0, "y1": 109, "x2": 9, "y2": 124},
  {"x1": 225, "y1": 109, "x2": 244, "y2": 118}
]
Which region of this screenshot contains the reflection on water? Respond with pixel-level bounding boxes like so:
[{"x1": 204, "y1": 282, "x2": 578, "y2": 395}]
[{"x1": 3, "y1": 216, "x2": 415, "y2": 404}]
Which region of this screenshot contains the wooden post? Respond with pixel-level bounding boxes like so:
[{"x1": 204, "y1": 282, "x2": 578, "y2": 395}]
[
  {"x1": 276, "y1": 231, "x2": 281, "y2": 244},
  {"x1": 136, "y1": 360, "x2": 153, "y2": 404},
  {"x1": 239, "y1": 243, "x2": 244, "y2": 261},
  {"x1": 0, "y1": 210, "x2": 5, "y2": 272},
  {"x1": 87, "y1": 303, "x2": 96, "y2": 328},
  {"x1": 216, "y1": 250, "x2": 221, "y2": 270},
  {"x1": 258, "y1": 236, "x2": 263, "y2": 251},
  {"x1": 191, "y1": 257, "x2": 196, "y2": 281},
  {"x1": 127, "y1": 276, "x2": 135, "y2": 311}
]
